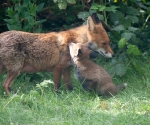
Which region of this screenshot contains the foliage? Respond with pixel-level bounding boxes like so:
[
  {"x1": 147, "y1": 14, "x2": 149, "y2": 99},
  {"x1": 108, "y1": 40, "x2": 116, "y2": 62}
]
[
  {"x1": 77, "y1": 0, "x2": 150, "y2": 77},
  {"x1": 4, "y1": 0, "x2": 46, "y2": 32}
]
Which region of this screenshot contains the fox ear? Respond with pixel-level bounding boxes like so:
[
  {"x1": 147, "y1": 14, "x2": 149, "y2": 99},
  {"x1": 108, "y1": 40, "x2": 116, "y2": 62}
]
[
  {"x1": 87, "y1": 16, "x2": 96, "y2": 32},
  {"x1": 87, "y1": 16, "x2": 95, "y2": 31},
  {"x1": 76, "y1": 49, "x2": 82, "y2": 57},
  {"x1": 91, "y1": 13, "x2": 100, "y2": 24}
]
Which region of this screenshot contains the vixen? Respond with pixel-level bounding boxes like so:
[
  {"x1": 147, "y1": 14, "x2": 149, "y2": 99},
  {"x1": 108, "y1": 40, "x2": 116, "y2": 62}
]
[
  {"x1": 0, "y1": 14, "x2": 113, "y2": 94},
  {"x1": 69, "y1": 42, "x2": 127, "y2": 96}
]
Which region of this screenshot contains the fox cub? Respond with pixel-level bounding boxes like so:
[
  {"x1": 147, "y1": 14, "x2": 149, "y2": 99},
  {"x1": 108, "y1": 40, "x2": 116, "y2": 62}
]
[{"x1": 69, "y1": 43, "x2": 127, "y2": 96}]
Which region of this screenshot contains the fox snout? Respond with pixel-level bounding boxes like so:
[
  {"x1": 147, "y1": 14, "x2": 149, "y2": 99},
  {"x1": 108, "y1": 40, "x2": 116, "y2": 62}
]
[
  {"x1": 87, "y1": 42, "x2": 113, "y2": 58},
  {"x1": 98, "y1": 48, "x2": 113, "y2": 58}
]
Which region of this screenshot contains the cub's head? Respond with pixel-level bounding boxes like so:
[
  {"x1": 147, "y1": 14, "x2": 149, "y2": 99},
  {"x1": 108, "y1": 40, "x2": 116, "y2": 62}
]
[
  {"x1": 68, "y1": 42, "x2": 90, "y2": 61},
  {"x1": 86, "y1": 13, "x2": 113, "y2": 58}
]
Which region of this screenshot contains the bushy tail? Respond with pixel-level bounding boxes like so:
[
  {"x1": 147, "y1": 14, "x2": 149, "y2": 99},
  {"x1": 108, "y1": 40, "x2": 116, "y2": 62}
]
[
  {"x1": 101, "y1": 83, "x2": 127, "y2": 96},
  {"x1": 116, "y1": 83, "x2": 127, "y2": 92}
]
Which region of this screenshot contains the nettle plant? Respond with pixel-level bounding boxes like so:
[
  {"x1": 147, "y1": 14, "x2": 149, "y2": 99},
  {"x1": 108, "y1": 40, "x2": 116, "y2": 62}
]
[
  {"x1": 78, "y1": 0, "x2": 150, "y2": 77},
  {"x1": 4, "y1": 0, "x2": 46, "y2": 32}
]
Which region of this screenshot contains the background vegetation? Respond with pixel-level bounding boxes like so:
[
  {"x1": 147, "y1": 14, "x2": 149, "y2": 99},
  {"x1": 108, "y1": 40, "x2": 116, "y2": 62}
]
[{"x1": 0, "y1": 0, "x2": 150, "y2": 124}]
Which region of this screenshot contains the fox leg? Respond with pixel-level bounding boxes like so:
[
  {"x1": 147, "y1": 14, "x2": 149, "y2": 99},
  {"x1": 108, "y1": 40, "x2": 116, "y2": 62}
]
[
  {"x1": 62, "y1": 67, "x2": 73, "y2": 90},
  {"x1": 53, "y1": 66, "x2": 63, "y2": 91},
  {"x1": 2, "y1": 71, "x2": 19, "y2": 94},
  {"x1": 2, "y1": 55, "x2": 25, "y2": 94}
]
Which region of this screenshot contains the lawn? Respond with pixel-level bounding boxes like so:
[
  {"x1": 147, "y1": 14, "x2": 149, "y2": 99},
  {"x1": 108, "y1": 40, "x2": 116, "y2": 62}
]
[{"x1": 0, "y1": 59, "x2": 150, "y2": 125}]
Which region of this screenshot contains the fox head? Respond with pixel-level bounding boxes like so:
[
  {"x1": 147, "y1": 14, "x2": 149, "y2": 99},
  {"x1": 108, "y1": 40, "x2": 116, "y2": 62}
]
[
  {"x1": 68, "y1": 42, "x2": 90, "y2": 61},
  {"x1": 86, "y1": 14, "x2": 113, "y2": 58}
]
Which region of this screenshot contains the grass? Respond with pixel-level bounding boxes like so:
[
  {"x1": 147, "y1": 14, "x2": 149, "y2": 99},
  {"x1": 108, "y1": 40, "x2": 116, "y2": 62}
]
[{"x1": 0, "y1": 59, "x2": 150, "y2": 125}]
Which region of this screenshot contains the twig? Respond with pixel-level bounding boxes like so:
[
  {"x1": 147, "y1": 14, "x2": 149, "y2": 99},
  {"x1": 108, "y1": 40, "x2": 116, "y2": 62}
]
[{"x1": 0, "y1": 86, "x2": 21, "y2": 113}]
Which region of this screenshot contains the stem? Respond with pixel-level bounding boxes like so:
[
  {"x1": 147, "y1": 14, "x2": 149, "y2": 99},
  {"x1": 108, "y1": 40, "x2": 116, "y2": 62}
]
[
  {"x1": 104, "y1": 0, "x2": 107, "y2": 24},
  {"x1": 142, "y1": 14, "x2": 150, "y2": 29},
  {"x1": 0, "y1": 87, "x2": 21, "y2": 112}
]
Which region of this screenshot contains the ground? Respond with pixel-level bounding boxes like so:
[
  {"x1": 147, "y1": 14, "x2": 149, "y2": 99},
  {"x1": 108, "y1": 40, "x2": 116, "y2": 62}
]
[{"x1": 0, "y1": 59, "x2": 150, "y2": 125}]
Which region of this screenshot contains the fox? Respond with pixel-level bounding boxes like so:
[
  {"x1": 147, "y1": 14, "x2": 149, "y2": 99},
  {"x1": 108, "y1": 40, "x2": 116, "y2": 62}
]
[
  {"x1": 68, "y1": 42, "x2": 127, "y2": 96},
  {"x1": 0, "y1": 13, "x2": 113, "y2": 94}
]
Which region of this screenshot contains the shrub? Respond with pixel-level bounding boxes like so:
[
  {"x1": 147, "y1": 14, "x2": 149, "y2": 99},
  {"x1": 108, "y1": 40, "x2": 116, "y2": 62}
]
[{"x1": 4, "y1": 0, "x2": 46, "y2": 32}]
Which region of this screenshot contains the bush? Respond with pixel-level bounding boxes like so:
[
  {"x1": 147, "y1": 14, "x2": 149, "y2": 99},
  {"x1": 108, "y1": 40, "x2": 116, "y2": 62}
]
[{"x1": 4, "y1": 0, "x2": 46, "y2": 32}]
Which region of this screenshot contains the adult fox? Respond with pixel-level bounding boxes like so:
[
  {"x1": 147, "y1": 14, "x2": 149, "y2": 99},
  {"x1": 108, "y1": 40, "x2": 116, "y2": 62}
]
[{"x1": 0, "y1": 14, "x2": 113, "y2": 94}]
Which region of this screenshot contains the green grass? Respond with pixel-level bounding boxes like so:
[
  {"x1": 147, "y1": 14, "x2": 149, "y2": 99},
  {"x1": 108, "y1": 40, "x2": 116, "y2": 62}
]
[{"x1": 0, "y1": 60, "x2": 150, "y2": 125}]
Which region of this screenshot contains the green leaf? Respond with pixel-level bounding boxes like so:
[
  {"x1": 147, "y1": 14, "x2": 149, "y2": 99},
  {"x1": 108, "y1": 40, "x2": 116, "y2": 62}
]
[
  {"x1": 126, "y1": 45, "x2": 141, "y2": 55},
  {"x1": 109, "y1": 11, "x2": 124, "y2": 21},
  {"x1": 90, "y1": 3, "x2": 99, "y2": 10},
  {"x1": 126, "y1": 15, "x2": 139, "y2": 23},
  {"x1": 27, "y1": 16, "x2": 34, "y2": 26},
  {"x1": 30, "y1": 90, "x2": 40, "y2": 98},
  {"x1": 23, "y1": 0, "x2": 30, "y2": 7},
  {"x1": 105, "y1": 6, "x2": 118, "y2": 12},
  {"x1": 14, "y1": 13, "x2": 20, "y2": 23},
  {"x1": 133, "y1": 48, "x2": 141, "y2": 56},
  {"x1": 121, "y1": 32, "x2": 134, "y2": 40},
  {"x1": 119, "y1": 52, "x2": 126, "y2": 62},
  {"x1": 12, "y1": 0, "x2": 17, "y2": 3},
  {"x1": 126, "y1": 7, "x2": 140, "y2": 16},
  {"x1": 39, "y1": 80, "x2": 54, "y2": 88},
  {"x1": 28, "y1": 3, "x2": 35, "y2": 13},
  {"x1": 128, "y1": 27, "x2": 139, "y2": 32},
  {"x1": 53, "y1": 0, "x2": 58, "y2": 3},
  {"x1": 115, "y1": 63, "x2": 126, "y2": 76},
  {"x1": 22, "y1": 25, "x2": 31, "y2": 31},
  {"x1": 97, "y1": 14, "x2": 104, "y2": 20},
  {"x1": 7, "y1": 7, "x2": 14, "y2": 18},
  {"x1": 66, "y1": 0, "x2": 76, "y2": 4},
  {"x1": 77, "y1": 12, "x2": 89, "y2": 20},
  {"x1": 35, "y1": 27, "x2": 42, "y2": 33},
  {"x1": 110, "y1": 58, "x2": 117, "y2": 65},
  {"x1": 7, "y1": 24, "x2": 13, "y2": 30},
  {"x1": 4, "y1": 19, "x2": 13, "y2": 24},
  {"x1": 118, "y1": 38, "x2": 126, "y2": 49},
  {"x1": 112, "y1": 25, "x2": 124, "y2": 32},
  {"x1": 120, "y1": 18, "x2": 132, "y2": 29},
  {"x1": 34, "y1": 19, "x2": 46, "y2": 25},
  {"x1": 108, "y1": 67, "x2": 115, "y2": 77},
  {"x1": 36, "y1": 2, "x2": 44, "y2": 12},
  {"x1": 98, "y1": 5, "x2": 106, "y2": 11},
  {"x1": 58, "y1": 0, "x2": 67, "y2": 9}
]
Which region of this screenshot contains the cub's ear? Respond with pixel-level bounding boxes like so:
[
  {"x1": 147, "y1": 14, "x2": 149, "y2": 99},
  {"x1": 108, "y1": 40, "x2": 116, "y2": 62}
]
[
  {"x1": 91, "y1": 13, "x2": 100, "y2": 24},
  {"x1": 87, "y1": 16, "x2": 95, "y2": 32},
  {"x1": 76, "y1": 49, "x2": 82, "y2": 57}
]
